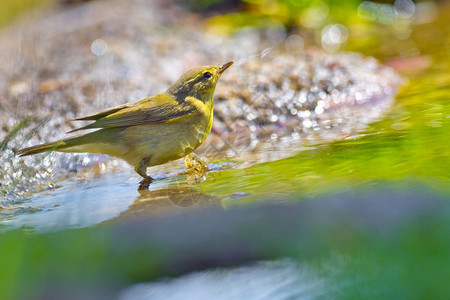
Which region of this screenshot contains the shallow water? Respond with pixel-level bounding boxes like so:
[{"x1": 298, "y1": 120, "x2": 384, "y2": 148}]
[
  {"x1": 1, "y1": 6, "x2": 449, "y2": 230},
  {"x1": 2, "y1": 59, "x2": 448, "y2": 231}
]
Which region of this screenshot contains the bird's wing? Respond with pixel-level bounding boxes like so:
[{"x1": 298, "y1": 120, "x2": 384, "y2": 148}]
[
  {"x1": 68, "y1": 94, "x2": 195, "y2": 133},
  {"x1": 73, "y1": 103, "x2": 131, "y2": 121}
]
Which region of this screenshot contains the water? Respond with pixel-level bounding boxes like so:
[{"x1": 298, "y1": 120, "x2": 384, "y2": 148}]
[
  {"x1": 1, "y1": 2, "x2": 449, "y2": 229},
  {"x1": 119, "y1": 259, "x2": 329, "y2": 300}
]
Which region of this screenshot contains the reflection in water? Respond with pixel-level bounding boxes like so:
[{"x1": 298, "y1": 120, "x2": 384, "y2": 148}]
[
  {"x1": 139, "y1": 154, "x2": 209, "y2": 190},
  {"x1": 113, "y1": 185, "x2": 222, "y2": 222},
  {"x1": 0, "y1": 173, "x2": 222, "y2": 231},
  {"x1": 181, "y1": 153, "x2": 210, "y2": 185}
]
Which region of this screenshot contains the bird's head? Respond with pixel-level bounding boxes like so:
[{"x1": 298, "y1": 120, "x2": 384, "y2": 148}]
[{"x1": 166, "y1": 62, "x2": 233, "y2": 101}]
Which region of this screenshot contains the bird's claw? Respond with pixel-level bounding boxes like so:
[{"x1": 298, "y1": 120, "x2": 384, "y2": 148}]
[{"x1": 138, "y1": 177, "x2": 153, "y2": 191}]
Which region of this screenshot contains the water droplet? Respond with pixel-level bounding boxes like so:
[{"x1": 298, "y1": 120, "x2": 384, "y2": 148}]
[
  {"x1": 303, "y1": 119, "x2": 313, "y2": 128},
  {"x1": 358, "y1": 1, "x2": 378, "y2": 21},
  {"x1": 321, "y1": 24, "x2": 348, "y2": 52},
  {"x1": 315, "y1": 106, "x2": 324, "y2": 115},
  {"x1": 91, "y1": 39, "x2": 108, "y2": 56},
  {"x1": 394, "y1": 0, "x2": 415, "y2": 19}
]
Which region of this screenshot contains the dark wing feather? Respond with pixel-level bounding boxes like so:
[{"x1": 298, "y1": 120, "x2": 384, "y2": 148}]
[
  {"x1": 73, "y1": 104, "x2": 130, "y2": 121},
  {"x1": 68, "y1": 94, "x2": 194, "y2": 133}
]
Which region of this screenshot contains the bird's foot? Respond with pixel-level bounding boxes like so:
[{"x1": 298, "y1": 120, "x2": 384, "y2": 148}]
[
  {"x1": 178, "y1": 153, "x2": 210, "y2": 184},
  {"x1": 138, "y1": 177, "x2": 153, "y2": 191},
  {"x1": 135, "y1": 156, "x2": 154, "y2": 190},
  {"x1": 183, "y1": 153, "x2": 210, "y2": 173}
]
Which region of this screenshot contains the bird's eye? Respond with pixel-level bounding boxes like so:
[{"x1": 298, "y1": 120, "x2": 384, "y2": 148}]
[{"x1": 203, "y1": 72, "x2": 212, "y2": 79}]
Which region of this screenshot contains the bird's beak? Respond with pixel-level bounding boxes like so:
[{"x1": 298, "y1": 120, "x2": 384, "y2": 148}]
[{"x1": 218, "y1": 61, "x2": 233, "y2": 74}]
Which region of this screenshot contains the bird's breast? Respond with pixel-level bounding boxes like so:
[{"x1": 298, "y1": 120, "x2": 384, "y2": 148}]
[{"x1": 188, "y1": 110, "x2": 213, "y2": 149}]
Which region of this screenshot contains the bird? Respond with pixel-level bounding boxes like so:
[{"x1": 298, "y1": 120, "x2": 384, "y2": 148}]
[{"x1": 18, "y1": 62, "x2": 233, "y2": 184}]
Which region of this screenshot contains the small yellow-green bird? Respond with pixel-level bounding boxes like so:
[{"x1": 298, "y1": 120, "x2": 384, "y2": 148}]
[{"x1": 18, "y1": 62, "x2": 233, "y2": 181}]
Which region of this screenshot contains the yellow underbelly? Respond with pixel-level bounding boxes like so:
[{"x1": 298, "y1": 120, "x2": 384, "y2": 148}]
[{"x1": 118, "y1": 116, "x2": 212, "y2": 167}]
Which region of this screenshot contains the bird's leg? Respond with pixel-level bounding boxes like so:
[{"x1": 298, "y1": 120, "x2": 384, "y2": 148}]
[
  {"x1": 138, "y1": 178, "x2": 152, "y2": 191},
  {"x1": 135, "y1": 156, "x2": 154, "y2": 184},
  {"x1": 136, "y1": 157, "x2": 153, "y2": 191}
]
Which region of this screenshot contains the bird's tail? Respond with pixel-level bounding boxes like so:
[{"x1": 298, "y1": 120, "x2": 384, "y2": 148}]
[
  {"x1": 17, "y1": 131, "x2": 114, "y2": 157},
  {"x1": 18, "y1": 140, "x2": 66, "y2": 156}
]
